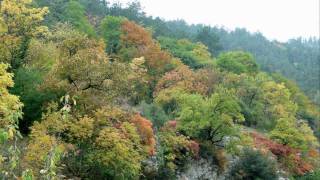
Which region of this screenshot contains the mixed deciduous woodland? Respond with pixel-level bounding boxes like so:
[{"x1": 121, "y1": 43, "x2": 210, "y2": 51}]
[{"x1": 0, "y1": 0, "x2": 319, "y2": 179}]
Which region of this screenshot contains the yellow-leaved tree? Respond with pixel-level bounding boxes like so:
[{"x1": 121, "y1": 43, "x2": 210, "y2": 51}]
[
  {"x1": 0, "y1": 0, "x2": 48, "y2": 68},
  {"x1": 0, "y1": 63, "x2": 24, "y2": 178}
]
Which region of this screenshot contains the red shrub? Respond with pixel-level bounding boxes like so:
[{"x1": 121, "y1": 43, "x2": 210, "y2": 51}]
[
  {"x1": 188, "y1": 140, "x2": 200, "y2": 158},
  {"x1": 291, "y1": 155, "x2": 313, "y2": 175},
  {"x1": 131, "y1": 114, "x2": 156, "y2": 155},
  {"x1": 250, "y1": 132, "x2": 313, "y2": 175},
  {"x1": 161, "y1": 120, "x2": 177, "y2": 132},
  {"x1": 251, "y1": 132, "x2": 295, "y2": 156},
  {"x1": 167, "y1": 120, "x2": 177, "y2": 129}
]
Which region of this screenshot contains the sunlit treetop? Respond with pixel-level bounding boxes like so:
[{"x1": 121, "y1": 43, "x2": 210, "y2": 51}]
[{"x1": 0, "y1": 0, "x2": 49, "y2": 37}]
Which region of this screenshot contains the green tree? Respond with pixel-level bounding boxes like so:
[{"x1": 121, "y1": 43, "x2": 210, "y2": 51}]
[
  {"x1": 99, "y1": 16, "x2": 125, "y2": 54},
  {"x1": 11, "y1": 67, "x2": 59, "y2": 133},
  {"x1": 223, "y1": 72, "x2": 298, "y2": 130},
  {"x1": 10, "y1": 38, "x2": 61, "y2": 133},
  {"x1": 270, "y1": 117, "x2": 318, "y2": 151},
  {"x1": 229, "y1": 148, "x2": 278, "y2": 180},
  {"x1": 138, "y1": 101, "x2": 169, "y2": 128},
  {"x1": 166, "y1": 89, "x2": 244, "y2": 146},
  {"x1": 216, "y1": 51, "x2": 259, "y2": 75},
  {"x1": 63, "y1": 0, "x2": 96, "y2": 37},
  {"x1": 271, "y1": 73, "x2": 320, "y2": 139},
  {"x1": 195, "y1": 26, "x2": 222, "y2": 55},
  {"x1": 34, "y1": 0, "x2": 66, "y2": 25},
  {"x1": 158, "y1": 37, "x2": 213, "y2": 68}
]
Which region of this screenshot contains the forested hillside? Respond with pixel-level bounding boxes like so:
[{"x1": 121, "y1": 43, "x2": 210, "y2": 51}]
[
  {"x1": 0, "y1": 0, "x2": 319, "y2": 179},
  {"x1": 32, "y1": 0, "x2": 320, "y2": 104}
]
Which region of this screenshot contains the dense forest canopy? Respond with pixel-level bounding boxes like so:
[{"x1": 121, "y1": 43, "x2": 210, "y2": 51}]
[
  {"x1": 0, "y1": 0, "x2": 319, "y2": 179},
  {"x1": 31, "y1": 0, "x2": 320, "y2": 104}
]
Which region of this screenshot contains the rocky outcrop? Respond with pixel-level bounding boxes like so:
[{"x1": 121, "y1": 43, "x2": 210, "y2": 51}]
[{"x1": 177, "y1": 158, "x2": 226, "y2": 180}]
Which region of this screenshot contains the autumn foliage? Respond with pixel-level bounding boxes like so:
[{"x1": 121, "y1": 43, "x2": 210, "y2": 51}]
[
  {"x1": 0, "y1": 1, "x2": 319, "y2": 179},
  {"x1": 131, "y1": 114, "x2": 156, "y2": 155},
  {"x1": 158, "y1": 121, "x2": 200, "y2": 175},
  {"x1": 154, "y1": 65, "x2": 217, "y2": 96},
  {"x1": 121, "y1": 20, "x2": 172, "y2": 74},
  {"x1": 250, "y1": 132, "x2": 314, "y2": 175},
  {"x1": 188, "y1": 140, "x2": 200, "y2": 159}
]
